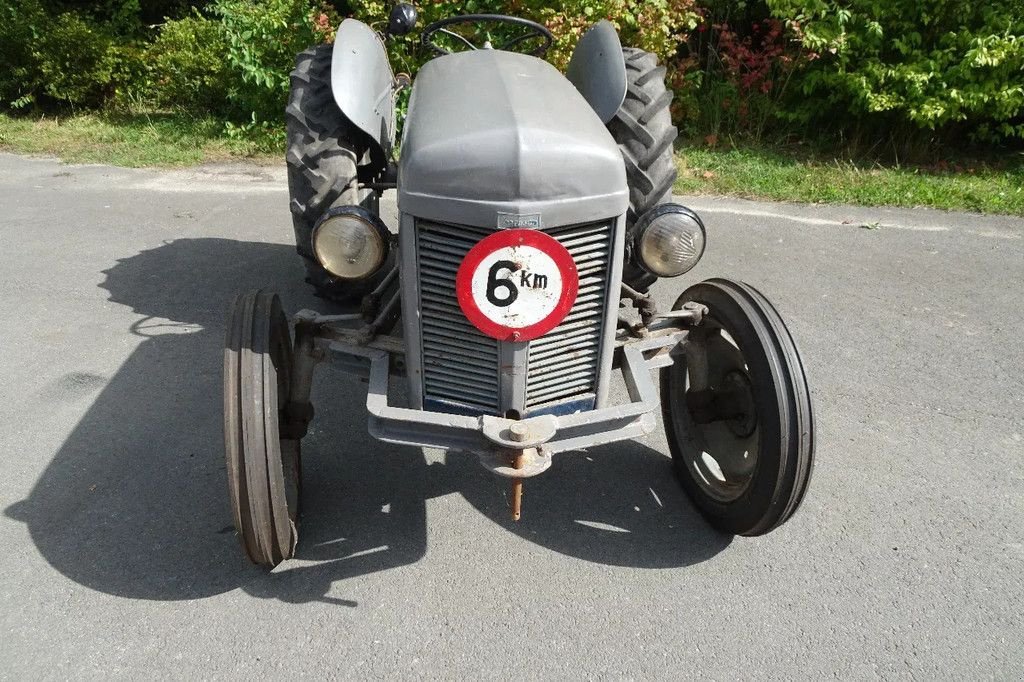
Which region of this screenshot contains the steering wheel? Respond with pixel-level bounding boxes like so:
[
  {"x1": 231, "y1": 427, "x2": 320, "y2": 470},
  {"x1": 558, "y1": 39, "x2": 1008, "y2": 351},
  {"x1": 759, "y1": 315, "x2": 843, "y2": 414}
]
[{"x1": 421, "y1": 14, "x2": 554, "y2": 57}]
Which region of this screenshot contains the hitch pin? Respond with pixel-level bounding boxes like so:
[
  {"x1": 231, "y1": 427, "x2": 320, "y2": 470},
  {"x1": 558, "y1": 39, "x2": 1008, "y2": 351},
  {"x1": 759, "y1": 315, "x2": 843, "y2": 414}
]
[
  {"x1": 511, "y1": 454, "x2": 524, "y2": 521},
  {"x1": 509, "y1": 422, "x2": 530, "y2": 521}
]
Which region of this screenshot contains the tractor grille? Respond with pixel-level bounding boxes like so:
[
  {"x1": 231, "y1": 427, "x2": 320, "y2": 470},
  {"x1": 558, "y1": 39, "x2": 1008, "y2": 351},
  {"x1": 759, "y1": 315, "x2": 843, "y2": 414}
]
[
  {"x1": 417, "y1": 220, "x2": 500, "y2": 414},
  {"x1": 525, "y1": 222, "x2": 611, "y2": 409},
  {"x1": 415, "y1": 219, "x2": 613, "y2": 415}
]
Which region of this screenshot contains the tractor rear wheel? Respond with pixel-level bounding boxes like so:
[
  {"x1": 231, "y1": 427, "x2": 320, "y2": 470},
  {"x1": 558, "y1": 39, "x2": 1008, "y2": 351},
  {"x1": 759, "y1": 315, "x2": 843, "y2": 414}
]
[
  {"x1": 609, "y1": 47, "x2": 679, "y2": 225},
  {"x1": 286, "y1": 45, "x2": 379, "y2": 303},
  {"x1": 608, "y1": 47, "x2": 679, "y2": 290}
]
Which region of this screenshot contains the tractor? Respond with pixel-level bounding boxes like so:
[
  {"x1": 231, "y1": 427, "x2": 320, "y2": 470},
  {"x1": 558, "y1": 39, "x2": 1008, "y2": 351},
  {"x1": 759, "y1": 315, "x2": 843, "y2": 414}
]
[{"x1": 223, "y1": 6, "x2": 814, "y2": 567}]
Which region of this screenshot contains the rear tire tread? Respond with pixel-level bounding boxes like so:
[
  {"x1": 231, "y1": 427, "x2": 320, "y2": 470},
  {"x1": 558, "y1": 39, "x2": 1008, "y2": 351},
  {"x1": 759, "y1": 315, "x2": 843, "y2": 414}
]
[
  {"x1": 287, "y1": 45, "x2": 372, "y2": 303},
  {"x1": 608, "y1": 47, "x2": 679, "y2": 226}
]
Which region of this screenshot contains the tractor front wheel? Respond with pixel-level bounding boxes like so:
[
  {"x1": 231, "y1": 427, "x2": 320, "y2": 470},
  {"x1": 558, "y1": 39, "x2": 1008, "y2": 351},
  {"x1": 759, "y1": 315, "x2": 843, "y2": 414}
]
[
  {"x1": 661, "y1": 279, "x2": 814, "y2": 536},
  {"x1": 223, "y1": 290, "x2": 303, "y2": 566}
]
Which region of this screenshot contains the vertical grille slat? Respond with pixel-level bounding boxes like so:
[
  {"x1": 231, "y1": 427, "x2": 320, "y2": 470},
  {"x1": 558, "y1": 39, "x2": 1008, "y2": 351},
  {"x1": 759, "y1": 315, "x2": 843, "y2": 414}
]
[{"x1": 416, "y1": 218, "x2": 612, "y2": 415}]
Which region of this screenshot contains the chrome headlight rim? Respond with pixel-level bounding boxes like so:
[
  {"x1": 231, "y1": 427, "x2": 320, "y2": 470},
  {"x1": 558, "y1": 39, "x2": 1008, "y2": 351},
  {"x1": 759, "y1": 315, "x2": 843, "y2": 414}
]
[
  {"x1": 632, "y1": 203, "x2": 707, "y2": 278},
  {"x1": 311, "y1": 205, "x2": 391, "y2": 281}
]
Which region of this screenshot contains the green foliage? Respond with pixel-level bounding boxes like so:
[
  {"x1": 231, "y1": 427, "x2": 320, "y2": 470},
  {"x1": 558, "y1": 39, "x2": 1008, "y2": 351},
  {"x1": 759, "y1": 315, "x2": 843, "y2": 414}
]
[
  {"x1": 0, "y1": 0, "x2": 150, "y2": 110},
  {"x1": 0, "y1": 0, "x2": 1019, "y2": 151},
  {"x1": 107, "y1": 42, "x2": 151, "y2": 109},
  {"x1": 674, "y1": 4, "x2": 805, "y2": 142},
  {"x1": 0, "y1": 0, "x2": 47, "y2": 109},
  {"x1": 546, "y1": 0, "x2": 701, "y2": 67},
  {"x1": 210, "y1": 0, "x2": 338, "y2": 125},
  {"x1": 35, "y1": 13, "x2": 118, "y2": 108},
  {"x1": 764, "y1": 0, "x2": 1024, "y2": 143},
  {"x1": 147, "y1": 15, "x2": 232, "y2": 112}
]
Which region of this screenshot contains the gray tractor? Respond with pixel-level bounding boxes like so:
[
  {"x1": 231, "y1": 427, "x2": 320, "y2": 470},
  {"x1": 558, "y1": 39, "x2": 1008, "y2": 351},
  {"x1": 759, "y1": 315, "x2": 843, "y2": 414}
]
[{"x1": 223, "y1": 7, "x2": 814, "y2": 567}]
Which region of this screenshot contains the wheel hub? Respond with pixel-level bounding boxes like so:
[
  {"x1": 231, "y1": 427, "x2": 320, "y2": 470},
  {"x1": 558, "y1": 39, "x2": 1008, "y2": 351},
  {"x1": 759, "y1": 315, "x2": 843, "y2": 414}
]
[{"x1": 721, "y1": 370, "x2": 757, "y2": 438}]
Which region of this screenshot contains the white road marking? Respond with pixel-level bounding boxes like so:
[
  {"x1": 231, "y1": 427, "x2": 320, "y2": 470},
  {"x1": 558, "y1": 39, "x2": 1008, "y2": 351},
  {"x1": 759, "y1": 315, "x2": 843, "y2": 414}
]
[
  {"x1": 694, "y1": 204, "x2": 949, "y2": 231},
  {"x1": 689, "y1": 202, "x2": 1021, "y2": 239}
]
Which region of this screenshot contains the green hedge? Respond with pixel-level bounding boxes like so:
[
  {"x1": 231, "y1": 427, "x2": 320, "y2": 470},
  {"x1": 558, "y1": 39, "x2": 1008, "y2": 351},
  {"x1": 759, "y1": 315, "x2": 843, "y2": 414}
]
[
  {"x1": 766, "y1": 0, "x2": 1024, "y2": 143},
  {"x1": 0, "y1": 0, "x2": 1021, "y2": 149}
]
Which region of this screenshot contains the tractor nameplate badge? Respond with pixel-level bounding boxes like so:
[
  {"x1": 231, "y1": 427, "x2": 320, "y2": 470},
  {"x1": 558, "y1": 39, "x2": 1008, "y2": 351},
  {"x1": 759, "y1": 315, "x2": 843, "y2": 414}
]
[
  {"x1": 497, "y1": 212, "x2": 542, "y2": 229},
  {"x1": 456, "y1": 229, "x2": 578, "y2": 342}
]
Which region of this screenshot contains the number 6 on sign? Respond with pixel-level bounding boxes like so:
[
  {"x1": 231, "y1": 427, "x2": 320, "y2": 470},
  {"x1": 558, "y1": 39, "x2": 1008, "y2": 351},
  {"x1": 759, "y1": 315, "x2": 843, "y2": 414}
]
[{"x1": 456, "y1": 229, "x2": 579, "y2": 342}]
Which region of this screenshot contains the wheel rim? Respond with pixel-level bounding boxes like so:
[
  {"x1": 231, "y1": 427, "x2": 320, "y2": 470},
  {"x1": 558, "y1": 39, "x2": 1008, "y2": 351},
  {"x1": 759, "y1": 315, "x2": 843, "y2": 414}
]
[{"x1": 672, "y1": 327, "x2": 760, "y2": 503}]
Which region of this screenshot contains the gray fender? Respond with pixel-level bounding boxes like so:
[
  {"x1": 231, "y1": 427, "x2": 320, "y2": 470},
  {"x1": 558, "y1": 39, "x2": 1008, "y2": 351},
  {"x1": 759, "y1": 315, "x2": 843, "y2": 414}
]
[
  {"x1": 566, "y1": 20, "x2": 627, "y2": 124},
  {"x1": 331, "y1": 19, "x2": 396, "y2": 168}
]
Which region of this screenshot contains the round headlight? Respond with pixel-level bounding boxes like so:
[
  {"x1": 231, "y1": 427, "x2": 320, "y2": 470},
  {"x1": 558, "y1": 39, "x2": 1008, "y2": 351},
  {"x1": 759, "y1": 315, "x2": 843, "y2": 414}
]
[
  {"x1": 312, "y1": 207, "x2": 389, "y2": 280},
  {"x1": 634, "y1": 204, "x2": 707, "y2": 278}
]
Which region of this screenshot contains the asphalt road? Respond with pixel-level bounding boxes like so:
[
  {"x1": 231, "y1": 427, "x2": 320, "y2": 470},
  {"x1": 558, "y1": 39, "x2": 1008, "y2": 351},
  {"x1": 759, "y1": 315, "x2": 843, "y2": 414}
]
[{"x1": 1, "y1": 153, "x2": 1022, "y2": 679}]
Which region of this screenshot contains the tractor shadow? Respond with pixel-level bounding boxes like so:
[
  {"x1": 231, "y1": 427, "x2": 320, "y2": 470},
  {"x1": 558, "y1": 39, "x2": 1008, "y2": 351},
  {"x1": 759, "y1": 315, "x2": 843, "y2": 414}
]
[
  {"x1": 5, "y1": 237, "x2": 728, "y2": 606},
  {"x1": 447, "y1": 444, "x2": 731, "y2": 568}
]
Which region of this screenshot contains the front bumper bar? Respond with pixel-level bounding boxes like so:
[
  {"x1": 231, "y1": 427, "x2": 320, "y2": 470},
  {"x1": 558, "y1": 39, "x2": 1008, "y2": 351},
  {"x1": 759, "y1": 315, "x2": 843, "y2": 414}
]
[{"x1": 318, "y1": 330, "x2": 686, "y2": 476}]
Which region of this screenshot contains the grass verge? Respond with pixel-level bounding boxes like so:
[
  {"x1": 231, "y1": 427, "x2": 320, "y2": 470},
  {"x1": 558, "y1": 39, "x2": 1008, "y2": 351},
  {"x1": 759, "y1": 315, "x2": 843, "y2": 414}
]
[
  {"x1": 2, "y1": 113, "x2": 1021, "y2": 215},
  {"x1": 675, "y1": 144, "x2": 1024, "y2": 215},
  {"x1": 0, "y1": 111, "x2": 279, "y2": 167}
]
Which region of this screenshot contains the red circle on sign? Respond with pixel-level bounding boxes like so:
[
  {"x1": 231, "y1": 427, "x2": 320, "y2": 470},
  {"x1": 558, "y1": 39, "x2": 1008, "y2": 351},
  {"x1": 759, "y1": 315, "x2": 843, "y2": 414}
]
[{"x1": 456, "y1": 229, "x2": 579, "y2": 342}]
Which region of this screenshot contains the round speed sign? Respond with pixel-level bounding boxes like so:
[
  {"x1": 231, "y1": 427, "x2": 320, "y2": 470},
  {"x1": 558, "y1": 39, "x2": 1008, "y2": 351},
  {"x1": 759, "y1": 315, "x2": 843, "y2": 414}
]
[{"x1": 455, "y1": 229, "x2": 578, "y2": 342}]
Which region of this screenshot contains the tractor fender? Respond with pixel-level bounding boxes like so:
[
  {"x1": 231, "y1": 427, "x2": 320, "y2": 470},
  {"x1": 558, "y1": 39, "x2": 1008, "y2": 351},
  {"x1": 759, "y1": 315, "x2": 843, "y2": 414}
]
[
  {"x1": 566, "y1": 20, "x2": 627, "y2": 124},
  {"x1": 331, "y1": 19, "x2": 396, "y2": 170}
]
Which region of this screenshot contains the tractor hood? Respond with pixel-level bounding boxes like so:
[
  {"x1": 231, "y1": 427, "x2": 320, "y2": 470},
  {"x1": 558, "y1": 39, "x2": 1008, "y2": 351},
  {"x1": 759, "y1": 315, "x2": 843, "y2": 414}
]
[{"x1": 398, "y1": 50, "x2": 628, "y2": 227}]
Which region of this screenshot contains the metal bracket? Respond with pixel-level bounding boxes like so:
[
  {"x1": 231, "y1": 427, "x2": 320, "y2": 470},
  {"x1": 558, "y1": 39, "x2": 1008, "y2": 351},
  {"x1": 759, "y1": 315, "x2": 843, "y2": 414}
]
[
  {"x1": 477, "y1": 447, "x2": 553, "y2": 479},
  {"x1": 650, "y1": 302, "x2": 709, "y2": 326},
  {"x1": 481, "y1": 414, "x2": 558, "y2": 449}
]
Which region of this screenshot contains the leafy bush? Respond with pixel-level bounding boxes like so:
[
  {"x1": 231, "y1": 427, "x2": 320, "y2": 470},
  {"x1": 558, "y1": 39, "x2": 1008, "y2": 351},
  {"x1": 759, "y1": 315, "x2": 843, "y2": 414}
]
[
  {"x1": 210, "y1": 0, "x2": 338, "y2": 125},
  {"x1": 0, "y1": 0, "x2": 48, "y2": 109},
  {"x1": 0, "y1": 0, "x2": 150, "y2": 110},
  {"x1": 675, "y1": 8, "x2": 805, "y2": 141},
  {"x1": 351, "y1": 0, "x2": 699, "y2": 74},
  {"x1": 147, "y1": 15, "x2": 231, "y2": 112},
  {"x1": 108, "y1": 42, "x2": 152, "y2": 109},
  {"x1": 535, "y1": 0, "x2": 700, "y2": 68},
  {"x1": 765, "y1": 0, "x2": 1024, "y2": 143},
  {"x1": 35, "y1": 13, "x2": 118, "y2": 108}
]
